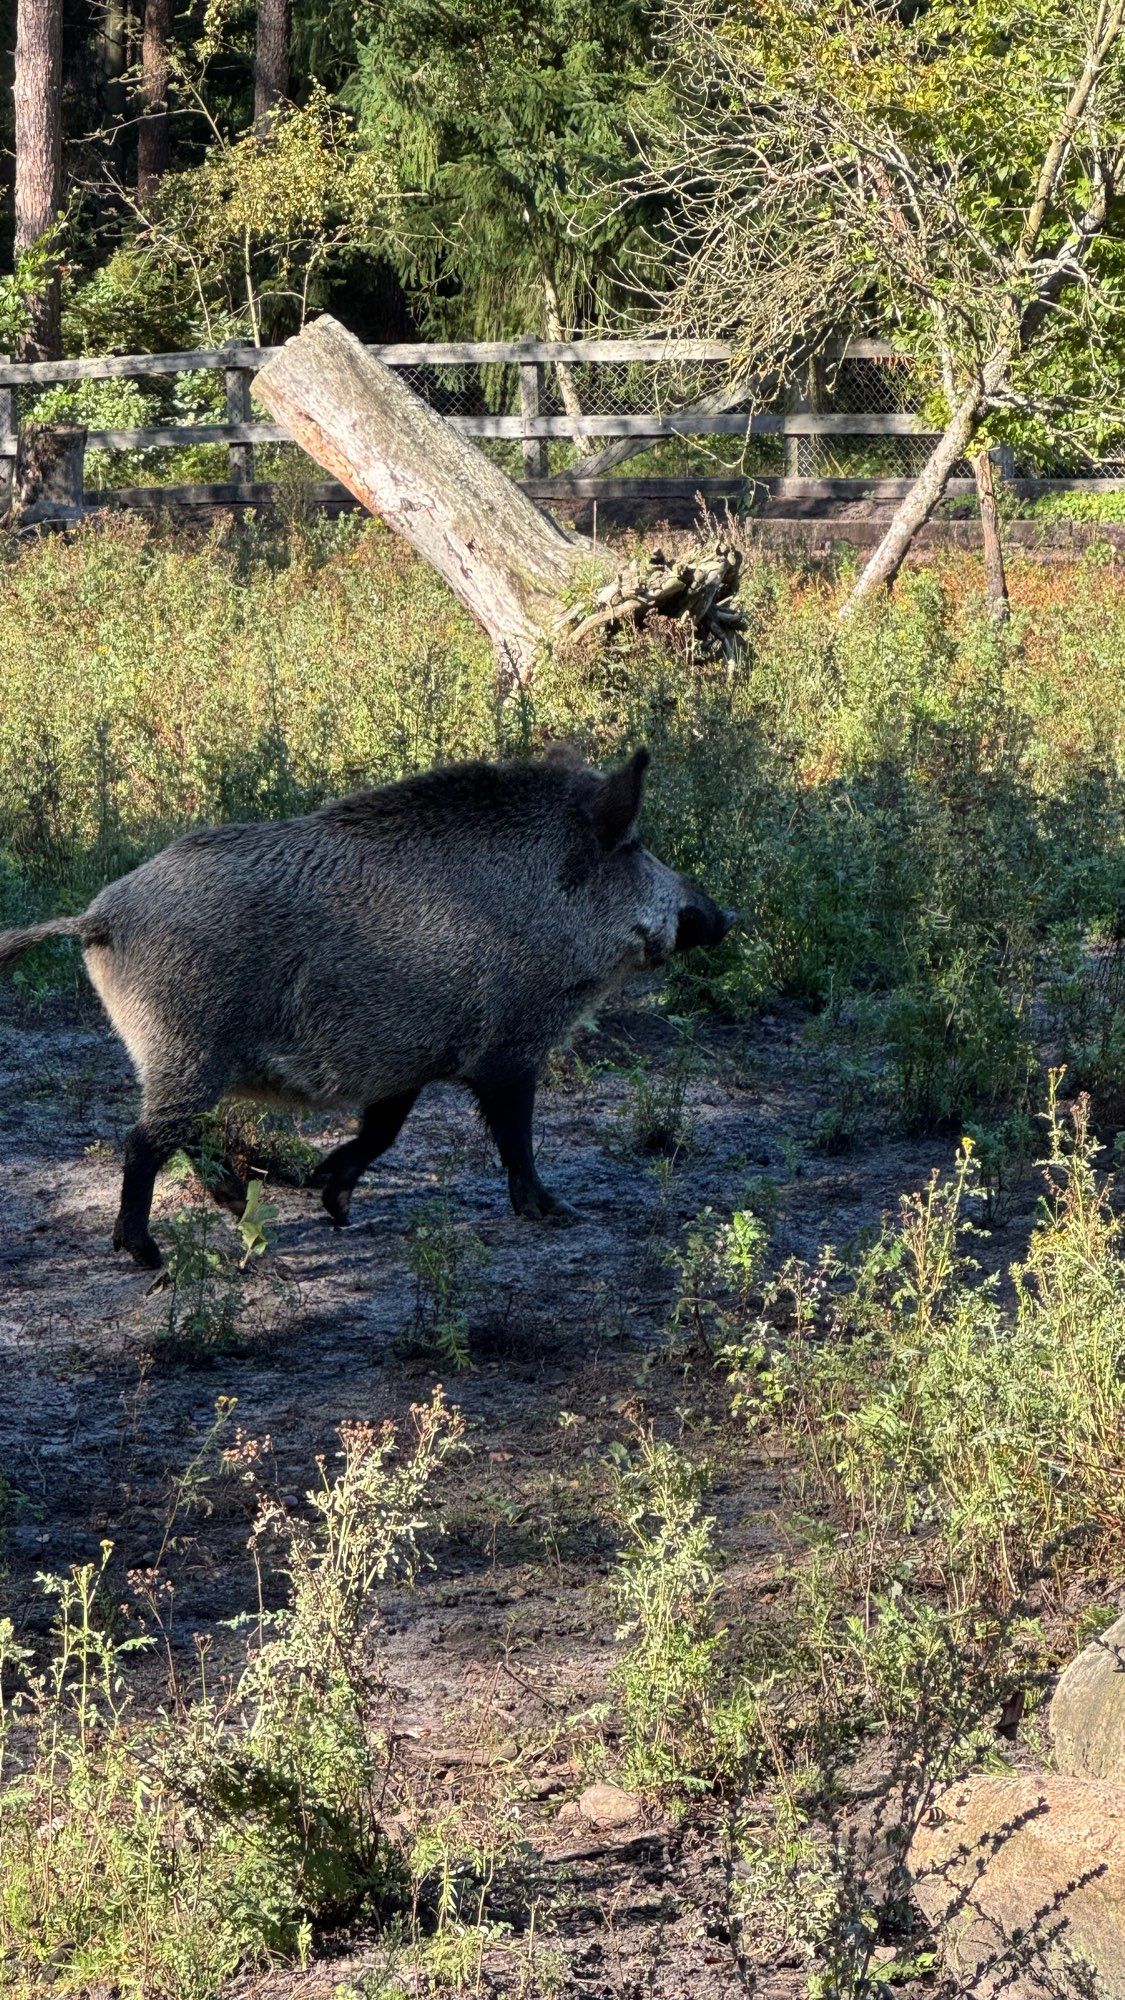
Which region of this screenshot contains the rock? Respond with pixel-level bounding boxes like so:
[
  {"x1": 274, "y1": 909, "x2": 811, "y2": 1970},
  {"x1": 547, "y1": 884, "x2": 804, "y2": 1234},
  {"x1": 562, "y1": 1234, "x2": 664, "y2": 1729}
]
[
  {"x1": 559, "y1": 1781, "x2": 641, "y2": 1831},
  {"x1": 909, "y1": 1773, "x2": 1125, "y2": 1998},
  {"x1": 1052, "y1": 1612, "x2": 1125, "y2": 1781}
]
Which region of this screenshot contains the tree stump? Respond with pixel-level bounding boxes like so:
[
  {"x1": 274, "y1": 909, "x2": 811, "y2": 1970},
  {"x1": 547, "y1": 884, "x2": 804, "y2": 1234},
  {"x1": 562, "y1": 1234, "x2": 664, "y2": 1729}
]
[
  {"x1": 11, "y1": 422, "x2": 87, "y2": 526},
  {"x1": 253, "y1": 315, "x2": 746, "y2": 676}
]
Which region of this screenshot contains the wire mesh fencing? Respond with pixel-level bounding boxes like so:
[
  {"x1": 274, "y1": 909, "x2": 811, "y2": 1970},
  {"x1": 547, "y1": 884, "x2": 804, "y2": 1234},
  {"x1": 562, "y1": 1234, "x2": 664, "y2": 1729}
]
[
  {"x1": 12, "y1": 337, "x2": 1124, "y2": 498},
  {"x1": 388, "y1": 350, "x2": 943, "y2": 480},
  {"x1": 390, "y1": 349, "x2": 1123, "y2": 482}
]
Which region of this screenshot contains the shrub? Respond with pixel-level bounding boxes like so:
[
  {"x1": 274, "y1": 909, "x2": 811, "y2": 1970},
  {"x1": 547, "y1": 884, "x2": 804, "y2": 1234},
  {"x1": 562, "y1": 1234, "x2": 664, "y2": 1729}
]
[
  {"x1": 0, "y1": 1393, "x2": 463, "y2": 1999},
  {"x1": 609, "y1": 1428, "x2": 752, "y2": 1797},
  {"x1": 405, "y1": 1181, "x2": 487, "y2": 1373},
  {"x1": 3, "y1": 526, "x2": 1125, "y2": 1135},
  {"x1": 727, "y1": 1084, "x2": 1125, "y2": 1611}
]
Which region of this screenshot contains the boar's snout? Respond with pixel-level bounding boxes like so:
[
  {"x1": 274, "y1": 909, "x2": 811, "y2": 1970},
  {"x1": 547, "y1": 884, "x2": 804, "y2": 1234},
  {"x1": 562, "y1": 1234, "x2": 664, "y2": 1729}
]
[{"x1": 674, "y1": 888, "x2": 736, "y2": 954}]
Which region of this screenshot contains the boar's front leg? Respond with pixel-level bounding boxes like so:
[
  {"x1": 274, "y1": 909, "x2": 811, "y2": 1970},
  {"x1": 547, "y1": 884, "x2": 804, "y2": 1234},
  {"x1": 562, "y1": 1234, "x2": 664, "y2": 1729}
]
[
  {"x1": 311, "y1": 1088, "x2": 419, "y2": 1227},
  {"x1": 472, "y1": 1062, "x2": 578, "y2": 1224}
]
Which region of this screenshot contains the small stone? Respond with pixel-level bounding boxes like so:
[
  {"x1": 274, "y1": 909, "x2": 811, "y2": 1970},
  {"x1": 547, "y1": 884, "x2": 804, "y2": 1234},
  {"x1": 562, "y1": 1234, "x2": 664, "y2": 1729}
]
[{"x1": 567, "y1": 1781, "x2": 641, "y2": 1831}]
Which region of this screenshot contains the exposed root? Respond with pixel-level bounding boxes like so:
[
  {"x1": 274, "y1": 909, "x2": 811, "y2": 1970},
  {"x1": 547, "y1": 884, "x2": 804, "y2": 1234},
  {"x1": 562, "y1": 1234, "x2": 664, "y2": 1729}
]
[{"x1": 555, "y1": 541, "x2": 747, "y2": 658}]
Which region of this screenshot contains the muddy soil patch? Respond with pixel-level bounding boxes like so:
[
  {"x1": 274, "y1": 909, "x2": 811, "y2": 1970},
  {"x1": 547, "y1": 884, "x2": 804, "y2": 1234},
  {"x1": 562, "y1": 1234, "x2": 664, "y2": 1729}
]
[{"x1": 0, "y1": 986, "x2": 1025, "y2": 1996}]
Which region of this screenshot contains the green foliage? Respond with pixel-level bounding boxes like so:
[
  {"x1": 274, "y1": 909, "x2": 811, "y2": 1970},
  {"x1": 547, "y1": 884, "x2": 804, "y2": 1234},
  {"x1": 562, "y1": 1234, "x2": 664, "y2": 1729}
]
[
  {"x1": 610, "y1": 1429, "x2": 749, "y2": 1796},
  {"x1": 29, "y1": 377, "x2": 161, "y2": 488},
  {"x1": 1014, "y1": 489, "x2": 1125, "y2": 524},
  {"x1": 141, "y1": 90, "x2": 393, "y2": 343},
  {"x1": 727, "y1": 1086, "x2": 1125, "y2": 1611},
  {"x1": 152, "y1": 1121, "x2": 275, "y2": 1353},
  {"x1": 62, "y1": 248, "x2": 205, "y2": 359},
  {"x1": 3, "y1": 529, "x2": 1125, "y2": 1139},
  {"x1": 0, "y1": 229, "x2": 68, "y2": 353},
  {"x1": 154, "y1": 1201, "x2": 246, "y2": 1353},
  {"x1": 350, "y1": 0, "x2": 658, "y2": 339},
  {"x1": 406, "y1": 1183, "x2": 488, "y2": 1372},
  {"x1": 618, "y1": 1025, "x2": 696, "y2": 1156},
  {"x1": 234, "y1": 1178, "x2": 279, "y2": 1263},
  {"x1": 607, "y1": 1098, "x2": 1125, "y2": 1991},
  {"x1": 882, "y1": 953, "x2": 1035, "y2": 1134},
  {"x1": 667, "y1": 1199, "x2": 771, "y2": 1363},
  {"x1": 650, "y1": 0, "x2": 1125, "y2": 464},
  {"x1": 0, "y1": 1394, "x2": 463, "y2": 1998}
]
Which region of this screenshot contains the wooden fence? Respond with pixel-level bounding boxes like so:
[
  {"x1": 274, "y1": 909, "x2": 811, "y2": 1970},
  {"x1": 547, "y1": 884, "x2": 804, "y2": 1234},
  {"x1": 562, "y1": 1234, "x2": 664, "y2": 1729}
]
[{"x1": 2, "y1": 336, "x2": 1121, "y2": 521}]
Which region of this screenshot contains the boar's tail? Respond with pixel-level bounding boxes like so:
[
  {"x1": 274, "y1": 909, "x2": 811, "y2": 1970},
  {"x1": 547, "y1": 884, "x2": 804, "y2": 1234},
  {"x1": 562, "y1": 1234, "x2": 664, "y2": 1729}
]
[{"x1": 0, "y1": 914, "x2": 87, "y2": 974}]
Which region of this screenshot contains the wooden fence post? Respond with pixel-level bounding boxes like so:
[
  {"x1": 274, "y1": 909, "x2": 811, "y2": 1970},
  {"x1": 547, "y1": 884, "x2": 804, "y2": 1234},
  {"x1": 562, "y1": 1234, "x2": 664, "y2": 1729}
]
[
  {"x1": 784, "y1": 356, "x2": 823, "y2": 479},
  {"x1": 974, "y1": 445, "x2": 1010, "y2": 623},
  {"x1": 12, "y1": 423, "x2": 87, "y2": 525},
  {"x1": 224, "y1": 343, "x2": 254, "y2": 485},
  {"x1": 0, "y1": 357, "x2": 14, "y2": 513},
  {"x1": 518, "y1": 350, "x2": 548, "y2": 479}
]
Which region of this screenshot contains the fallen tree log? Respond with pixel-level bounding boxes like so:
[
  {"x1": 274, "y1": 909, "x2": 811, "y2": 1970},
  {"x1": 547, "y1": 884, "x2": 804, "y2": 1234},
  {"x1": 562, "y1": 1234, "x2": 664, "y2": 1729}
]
[{"x1": 253, "y1": 315, "x2": 745, "y2": 675}]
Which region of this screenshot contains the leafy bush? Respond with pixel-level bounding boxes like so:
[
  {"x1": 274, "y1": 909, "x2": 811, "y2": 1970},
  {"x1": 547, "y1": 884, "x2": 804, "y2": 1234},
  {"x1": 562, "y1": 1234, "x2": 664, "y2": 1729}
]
[
  {"x1": 609, "y1": 1429, "x2": 751, "y2": 1797},
  {"x1": 727, "y1": 1085, "x2": 1125, "y2": 1611},
  {"x1": 2, "y1": 526, "x2": 1125, "y2": 1134},
  {"x1": 1019, "y1": 488, "x2": 1125, "y2": 522},
  {"x1": 607, "y1": 1095, "x2": 1125, "y2": 1993},
  {"x1": 28, "y1": 377, "x2": 162, "y2": 488},
  {"x1": 0, "y1": 1393, "x2": 463, "y2": 1999}
]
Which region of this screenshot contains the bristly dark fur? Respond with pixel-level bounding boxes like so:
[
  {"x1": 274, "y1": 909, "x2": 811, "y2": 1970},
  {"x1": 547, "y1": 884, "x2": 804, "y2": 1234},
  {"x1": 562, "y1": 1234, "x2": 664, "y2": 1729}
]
[{"x1": 317, "y1": 757, "x2": 601, "y2": 843}]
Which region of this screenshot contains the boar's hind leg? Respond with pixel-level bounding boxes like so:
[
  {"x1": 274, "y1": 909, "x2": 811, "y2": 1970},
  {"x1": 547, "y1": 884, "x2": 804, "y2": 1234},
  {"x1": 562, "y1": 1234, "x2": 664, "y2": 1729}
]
[
  {"x1": 472, "y1": 1063, "x2": 578, "y2": 1224},
  {"x1": 312, "y1": 1088, "x2": 419, "y2": 1227},
  {"x1": 113, "y1": 1099, "x2": 245, "y2": 1270}
]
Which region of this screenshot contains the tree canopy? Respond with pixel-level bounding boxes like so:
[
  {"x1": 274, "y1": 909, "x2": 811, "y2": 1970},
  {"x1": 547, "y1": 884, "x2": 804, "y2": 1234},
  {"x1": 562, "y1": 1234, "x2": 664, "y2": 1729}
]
[
  {"x1": 641, "y1": 0, "x2": 1125, "y2": 461},
  {"x1": 3, "y1": 0, "x2": 662, "y2": 356}
]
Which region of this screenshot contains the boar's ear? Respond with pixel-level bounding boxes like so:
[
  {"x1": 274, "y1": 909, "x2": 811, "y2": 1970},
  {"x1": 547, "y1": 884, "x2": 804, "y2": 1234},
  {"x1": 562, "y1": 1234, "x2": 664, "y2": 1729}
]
[
  {"x1": 543, "y1": 739, "x2": 585, "y2": 770},
  {"x1": 591, "y1": 746, "x2": 650, "y2": 851}
]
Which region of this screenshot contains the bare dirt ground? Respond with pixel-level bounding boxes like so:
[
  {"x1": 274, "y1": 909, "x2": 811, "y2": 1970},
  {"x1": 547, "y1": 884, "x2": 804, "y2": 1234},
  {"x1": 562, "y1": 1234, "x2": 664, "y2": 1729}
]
[{"x1": 0, "y1": 978, "x2": 988, "y2": 1999}]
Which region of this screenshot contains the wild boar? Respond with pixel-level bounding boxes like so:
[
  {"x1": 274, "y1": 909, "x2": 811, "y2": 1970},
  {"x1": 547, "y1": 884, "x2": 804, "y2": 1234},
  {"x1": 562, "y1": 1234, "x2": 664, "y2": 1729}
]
[{"x1": 0, "y1": 746, "x2": 733, "y2": 1268}]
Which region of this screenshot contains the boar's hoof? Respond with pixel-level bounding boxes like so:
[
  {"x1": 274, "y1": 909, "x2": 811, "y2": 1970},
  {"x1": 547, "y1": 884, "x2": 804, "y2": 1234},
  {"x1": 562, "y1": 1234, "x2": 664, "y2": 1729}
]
[
  {"x1": 513, "y1": 1185, "x2": 580, "y2": 1226},
  {"x1": 319, "y1": 1182, "x2": 353, "y2": 1228},
  {"x1": 112, "y1": 1216, "x2": 164, "y2": 1269}
]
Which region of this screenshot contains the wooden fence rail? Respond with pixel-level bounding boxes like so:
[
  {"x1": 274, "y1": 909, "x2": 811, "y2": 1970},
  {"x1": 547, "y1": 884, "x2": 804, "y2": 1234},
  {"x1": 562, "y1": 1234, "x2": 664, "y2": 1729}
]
[
  {"x1": 3, "y1": 335, "x2": 1121, "y2": 520},
  {"x1": 9, "y1": 410, "x2": 922, "y2": 457},
  {"x1": 0, "y1": 335, "x2": 900, "y2": 386},
  {"x1": 1, "y1": 335, "x2": 925, "y2": 505}
]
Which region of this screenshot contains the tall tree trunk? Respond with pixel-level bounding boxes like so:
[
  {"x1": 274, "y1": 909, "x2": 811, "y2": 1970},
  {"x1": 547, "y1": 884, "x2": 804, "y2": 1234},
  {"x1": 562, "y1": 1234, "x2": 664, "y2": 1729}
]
[
  {"x1": 541, "y1": 272, "x2": 590, "y2": 461},
  {"x1": 14, "y1": 0, "x2": 63, "y2": 361},
  {"x1": 973, "y1": 447, "x2": 1010, "y2": 624},
  {"x1": 100, "y1": 0, "x2": 128, "y2": 120},
  {"x1": 839, "y1": 378, "x2": 986, "y2": 612},
  {"x1": 96, "y1": 0, "x2": 129, "y2": 173},
  {"x1": 136, "y1": 0, "x2": 172, "y2": 198},
  {"x1": 253, "y1": 0, "x2": 290, "y2": 129}
]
